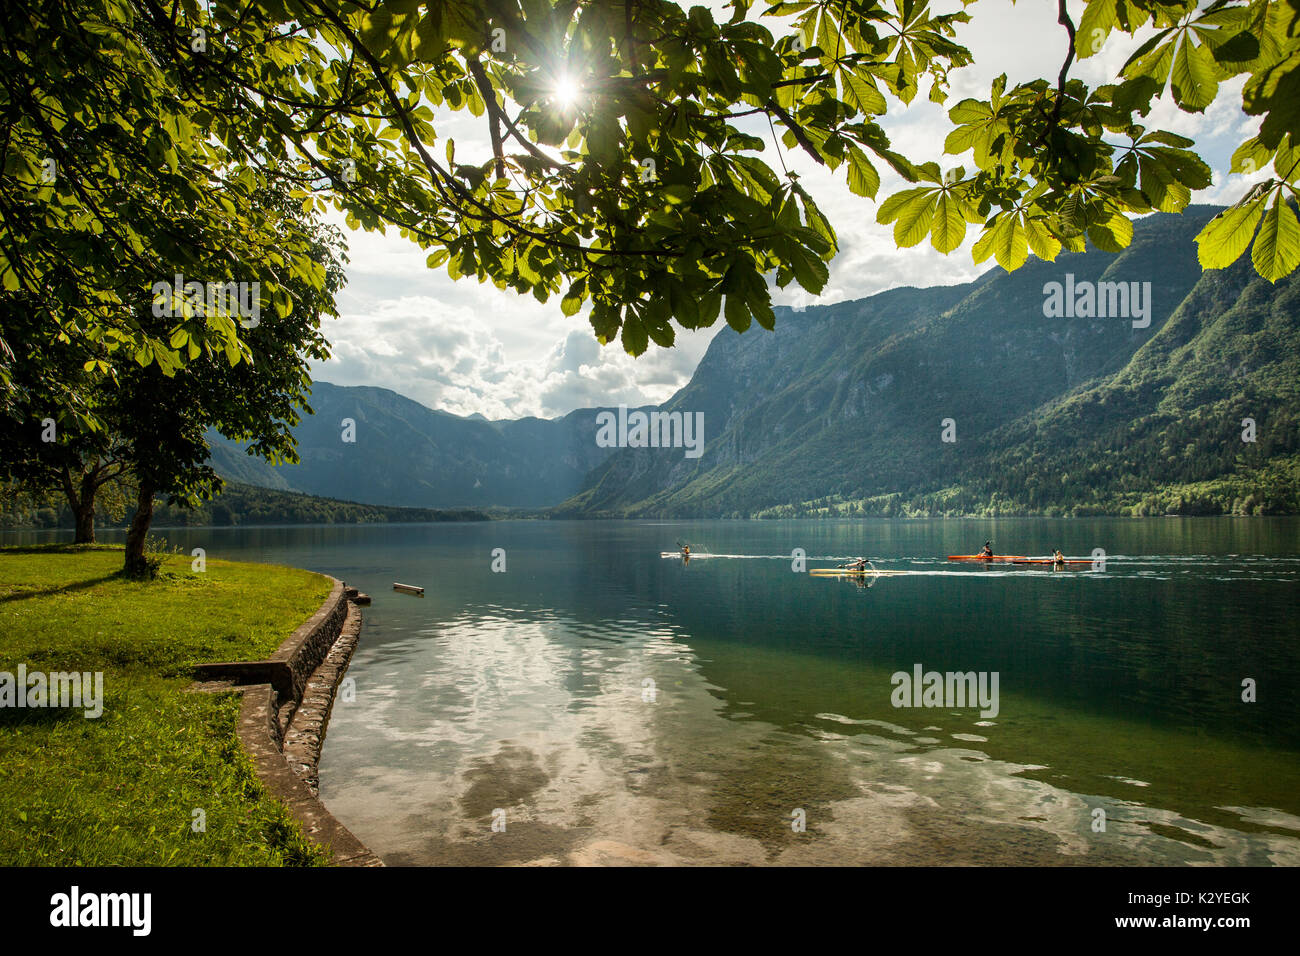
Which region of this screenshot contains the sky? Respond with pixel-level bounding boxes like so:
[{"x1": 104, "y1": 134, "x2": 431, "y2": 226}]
[{"x1": 314, "y1": 0, "x2": 1264, "y2": 422}]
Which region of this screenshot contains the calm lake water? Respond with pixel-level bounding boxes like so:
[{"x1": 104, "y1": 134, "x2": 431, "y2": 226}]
[{"x1": 10, "y1": 518, "x2": 1299, "y2": 865}]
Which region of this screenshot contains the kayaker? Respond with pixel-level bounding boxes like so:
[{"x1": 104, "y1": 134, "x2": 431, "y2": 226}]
[
  {"x1": 1053, "y1": 549, "x2": 1065, "y2": 566},
  {"x1": 979, "y1": 541, "x2": 993, "y2": 558},
  {"x1": 682, "y1": 545, "x2": 690, "y2": 556},
  {"x1": 848, "y1": 557, "x2": 868, "y2": 572}
]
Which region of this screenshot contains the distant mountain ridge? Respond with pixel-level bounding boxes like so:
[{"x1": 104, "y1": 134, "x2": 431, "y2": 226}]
[
  {"x1": 211, "y1": 207, "x2": 1300, "y2": 517},
  {"x1": 208, "y1": 382, "x2": 648, "y2": 508}
]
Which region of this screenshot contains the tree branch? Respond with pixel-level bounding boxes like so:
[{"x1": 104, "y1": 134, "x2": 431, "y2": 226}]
[
  {"x1": 1051, "y1": 0, "x2": 1076, "y2": 129},
  {"x1": 767, "y1": 101, "x2": 826, "y2": 166},
  {"x1": 466, "y1": 56, "x2": 507, "y2": 180}
]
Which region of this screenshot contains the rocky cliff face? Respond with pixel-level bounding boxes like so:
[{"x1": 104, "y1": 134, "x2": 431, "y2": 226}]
[{"x1": 557, "y1": 206, "x2": 1299, "y2": 517}]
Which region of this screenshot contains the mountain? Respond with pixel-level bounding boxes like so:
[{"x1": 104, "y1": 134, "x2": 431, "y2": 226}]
[
  {"x1": 557, "y1": 207, "x2": 1300, "y2": 517},
  {"x1": 208, "y1": 382, "x2": 644, "y2": 509},
  {"x1": 210, "y1": 207, "x2": 1299, "y2": 518}
]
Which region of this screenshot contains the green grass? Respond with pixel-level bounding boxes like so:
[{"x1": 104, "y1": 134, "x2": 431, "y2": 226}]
[{"x1": 0, "y1": 544, "x2": 335, "y2": 865}]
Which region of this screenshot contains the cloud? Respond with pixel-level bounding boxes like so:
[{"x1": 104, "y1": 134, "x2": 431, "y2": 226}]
[{"x1": 315, "y1": 286, "x2": 715, "y2": 420}]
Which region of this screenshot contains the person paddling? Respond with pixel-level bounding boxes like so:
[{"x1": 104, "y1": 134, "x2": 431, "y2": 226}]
[
  {"x1": 1053, "y1": 549, "x2": 1065, "y2": 567},
  {"x1": 979, "y1": 541, "x2": 994, "y2": 558},
  {"x1": 841, "y1": 557, "x2": 869, "y2": 572}
]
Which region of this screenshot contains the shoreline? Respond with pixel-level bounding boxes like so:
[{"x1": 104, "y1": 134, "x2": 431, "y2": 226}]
[
  {"x1": 192, "y1": 577, "x2": 382, "y2": 866},
  {"x1": 2, "y1": 512, "x2": 1297, "y2": 539}
]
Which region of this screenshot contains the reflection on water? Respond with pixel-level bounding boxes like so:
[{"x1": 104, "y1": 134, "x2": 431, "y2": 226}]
[
  {"x1": 10, "y1": 518, "x2": 1297, "y2": 865},
  {"x1": 320, "y1": 602, "x2": 1300, "y2": 867}
]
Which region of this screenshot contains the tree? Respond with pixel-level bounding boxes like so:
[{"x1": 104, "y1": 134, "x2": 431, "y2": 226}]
[
  {"x1": 0, "y1": 177, "x2": 344, "y2": 573},
  {"x1": 109, "y1": 190, "x2": 345, "y2": 577},
  {"x1": 0, "y1": 299, "x2": 132, "y2": 542},
  {"x1": 4, "y1": 0, "x2": 1297, "y2": 398},
  {"x1": 0, "y1": 0, "x2": 335, "y2": 428}
]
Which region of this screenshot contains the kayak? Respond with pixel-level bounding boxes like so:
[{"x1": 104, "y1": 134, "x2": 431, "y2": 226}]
[
  {"x1": 810, "y1": 568, "x2": 909, "y2": 576},
  {"x1": 1010, "y1": 558, "x2": 1094, "y2": 566},
  {"x1": 947, "y1": 554, "x2": 1029, "y2": 562}
]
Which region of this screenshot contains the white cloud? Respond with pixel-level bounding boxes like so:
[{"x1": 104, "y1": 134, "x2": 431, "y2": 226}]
[{"x1": 315, "y1": 289, "x2": 713, "y2": 419}]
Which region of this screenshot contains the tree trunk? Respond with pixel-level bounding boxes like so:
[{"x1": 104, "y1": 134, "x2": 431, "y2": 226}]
[
  {"x1": 123, "y1": 480, "x2": 156, "y2": 577},
  {"x1": 73, "y1": 468, "x2": 99, "y2": 543},
  {"x1": 73, "y1": 499, "x2": 96, "y2": 543},
  {"x1": 60, "y1": 464, "x2": 102, "y2": 544}
]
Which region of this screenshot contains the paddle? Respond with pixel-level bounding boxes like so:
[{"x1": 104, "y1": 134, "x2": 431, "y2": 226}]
[
  {"x1": 837, "y1": 558, "x2": 875, "y2": 572},
  {"x1": 677, "y1": 538, "x2": 711, "y2": 556}
]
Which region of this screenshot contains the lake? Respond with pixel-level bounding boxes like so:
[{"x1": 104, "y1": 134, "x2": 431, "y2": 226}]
[{"x1": 9, "y1": 517, "x2": 1299, "y2": 865}]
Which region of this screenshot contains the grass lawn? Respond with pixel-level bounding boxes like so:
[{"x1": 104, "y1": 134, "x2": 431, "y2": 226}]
[{"x1": 0, "y1": 544, "x2": 335, "y2": 865}]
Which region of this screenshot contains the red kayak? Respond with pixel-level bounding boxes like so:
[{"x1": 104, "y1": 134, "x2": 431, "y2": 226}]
[
  {"x1": 1011, "y1": 558, "x2": 1094, "y2": 566},
  {"x1": 947, "y1": 554, "x2": 1029, "y2": 562}
]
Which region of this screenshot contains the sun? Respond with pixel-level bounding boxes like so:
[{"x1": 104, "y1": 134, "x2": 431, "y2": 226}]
[{"x1": 551, "y1": 73, "x2": 581, "y2": 108}]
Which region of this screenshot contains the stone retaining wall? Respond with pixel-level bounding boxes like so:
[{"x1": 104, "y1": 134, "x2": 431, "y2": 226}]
[
  {"x1": 282, "y1": 601, "x2": 365, "y2": 794},
  {"x1": 191, "y1": 576, "x2": 381, "y2": 866},
  {"x1": 237, "y1": 683, "x2": 379, "y2": 866}
]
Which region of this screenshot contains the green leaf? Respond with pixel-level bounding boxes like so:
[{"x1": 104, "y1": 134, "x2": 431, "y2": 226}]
[
  {"x1": 972, "y1": 212, "x2": 1027, "y2": 271},
  {"x1": 561, "y1": 277, "x2": 586, "y2": 317},
  {"x1": 1169, "y1": 33, "x2": 1218, "y2": 112},
  {"x1": 846, "y1": 146, "x2": 880, "y2": 198},
  {"x1": 1250, "y1": 194, "x2": 1300, "y2": 282},
  {"x1": 929, "y1": 193, "x2": 966, "y2": 254},
  {"x1": 1274, "y1": 135, "x2": 1299, "y2": 183},
  {"x1": 667, "y1": 280, "x2": 701, "y2": 329},
  {"x1": 786, "y1": 242, "x2": 830, "y2": 294},
  {"x1": 842, "y1": 70, "x2": 886, "y2": 115},
  {"x1": 1088, "y1": 212, "x2": 1134, "y2": 253},
  {"x1": 697, "y1": 290, "x2": 722, "y2": 327},
  {"x1": 621, "y1": 315, "x2": 649, "y2": 356},
  {"x1": 1057, "y1": 193, "x2": 1086, "y2": 236},
  {"x1": 1025, "y1": 218, "x2": 1062, "y2": 261},
  {"x1": 1243, "y1": 48, "x2": 1300, "y2": 150},
  {"x1": 1076, "y1": 0, "x2": 1119, "y2": 59},
  {"x1": 878, "y1": 187, "x2": 938, "y2": 247},
  {"x1": 747, "y1": 285, "x2": 776, "y2": 330},
  {"x1": 359, "y1": 8, "x2": 399, "y2": 50},
  {"x1": 724, "y1": 294, "x2": 751, "y2": 332},
  {"x1": 1195, "y1": 195, "x2": 1267, "y2": 269},
  {"x1": 1123, "y1": 32, "x2": 1176, "y2": 87},
  {"x1": 590, "y1": 302, "x2": 621, "y2": 344}
]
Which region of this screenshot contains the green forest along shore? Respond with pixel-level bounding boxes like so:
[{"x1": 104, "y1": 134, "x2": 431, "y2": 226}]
[{"x1": 0, "y1": 480, "x2": 490, "y2": 531}]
